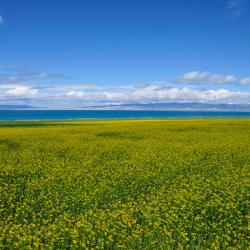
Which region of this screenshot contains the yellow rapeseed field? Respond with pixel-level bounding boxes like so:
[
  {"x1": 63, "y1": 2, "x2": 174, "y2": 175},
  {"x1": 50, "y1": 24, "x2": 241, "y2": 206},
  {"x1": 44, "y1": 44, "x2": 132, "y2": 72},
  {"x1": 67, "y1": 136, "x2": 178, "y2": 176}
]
[{"x1": 0, "y1": 119, "x2": 249, "y2": 249}]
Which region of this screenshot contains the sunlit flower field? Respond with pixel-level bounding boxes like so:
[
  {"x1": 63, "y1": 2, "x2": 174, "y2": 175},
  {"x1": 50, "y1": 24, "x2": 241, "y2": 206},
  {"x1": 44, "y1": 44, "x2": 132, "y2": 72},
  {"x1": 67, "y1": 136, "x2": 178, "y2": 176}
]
[{"x1": 0, "y1": 119, "x2": 249, "y2": 249}]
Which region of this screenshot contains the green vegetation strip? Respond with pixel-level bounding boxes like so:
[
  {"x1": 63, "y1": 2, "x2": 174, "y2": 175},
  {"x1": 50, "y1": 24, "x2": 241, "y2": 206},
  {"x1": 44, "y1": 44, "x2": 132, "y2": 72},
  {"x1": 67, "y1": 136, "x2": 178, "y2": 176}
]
[{"x1": 0, "y1": 119, "x2": 249, "y2": 249}]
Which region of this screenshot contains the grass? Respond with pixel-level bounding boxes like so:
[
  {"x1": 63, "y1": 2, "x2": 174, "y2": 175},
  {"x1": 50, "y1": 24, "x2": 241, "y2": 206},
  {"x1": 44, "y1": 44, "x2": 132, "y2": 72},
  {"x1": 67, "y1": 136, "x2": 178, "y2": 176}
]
[{"x1": 0, "y1": 119, "x2": 249, "y2": 249}]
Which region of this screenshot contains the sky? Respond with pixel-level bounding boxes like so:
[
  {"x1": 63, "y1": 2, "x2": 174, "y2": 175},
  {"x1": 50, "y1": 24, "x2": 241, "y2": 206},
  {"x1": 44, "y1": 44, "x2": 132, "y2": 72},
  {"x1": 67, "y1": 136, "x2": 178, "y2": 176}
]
[{"x1": 0, "y1": 0, "x2": 250, "y2": 108}]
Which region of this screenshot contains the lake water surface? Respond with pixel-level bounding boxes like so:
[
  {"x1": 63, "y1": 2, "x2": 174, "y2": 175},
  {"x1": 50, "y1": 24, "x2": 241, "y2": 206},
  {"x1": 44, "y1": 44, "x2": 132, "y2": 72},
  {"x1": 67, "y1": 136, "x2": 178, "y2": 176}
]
[{"x1": 0, "y1": 110, "x2": 250, "y2": 121}]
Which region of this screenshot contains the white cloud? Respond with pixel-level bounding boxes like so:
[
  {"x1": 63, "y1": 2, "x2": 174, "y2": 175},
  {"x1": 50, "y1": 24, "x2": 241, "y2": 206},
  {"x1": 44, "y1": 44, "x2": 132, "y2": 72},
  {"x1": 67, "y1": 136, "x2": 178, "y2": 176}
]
[
  {"x1": 171, "y1": 71, "x2": 236, "y2": 84},
  {"x1": 240, "y1": 77, "x2": 250, "y2": 85},
  {"x1": 0, "y1": 65, "x2": 249, "y2": 106},
  {"x1": 1, "y1": 84, "x2": 249, "y2": 106},
  {"x1": 0, "y1": 15, "x2": 3, "y2": 24},
  {"x1": 66, "y1": 90, "x2": 86, "y2": 98},
  {"x1": 130, "y1": 85, "x2": 243, "y2": 102},
  {"x1": 66, "y1": 90, "x2": 126, "y2": 100},
  {"x1": 62, "y1": 85, "x2": 250, "y2": 104},
  {"x1": 4, "y1": 86, "x2": 39, "y2": 97},
  {"x1": 101, "y1": 92, "x2": 127, "y2": 100}
]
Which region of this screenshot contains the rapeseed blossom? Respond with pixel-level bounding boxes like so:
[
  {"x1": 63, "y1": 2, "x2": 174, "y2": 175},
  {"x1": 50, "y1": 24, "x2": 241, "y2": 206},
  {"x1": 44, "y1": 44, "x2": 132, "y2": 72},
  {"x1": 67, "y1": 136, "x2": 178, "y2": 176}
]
[{"x1": 0, "y1": 119, "x2": 249, "y2": 249}]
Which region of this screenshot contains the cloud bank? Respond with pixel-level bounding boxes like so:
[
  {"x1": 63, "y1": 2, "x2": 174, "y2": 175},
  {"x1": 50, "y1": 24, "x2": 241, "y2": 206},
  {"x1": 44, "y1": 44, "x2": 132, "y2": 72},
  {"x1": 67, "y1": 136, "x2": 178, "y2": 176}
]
[
  {"x1": 0, "y1": 67, "x2": 250, "y2": 107},
  {"x1": 1, "y1": 84, "x2": 249, "y2": 107}
]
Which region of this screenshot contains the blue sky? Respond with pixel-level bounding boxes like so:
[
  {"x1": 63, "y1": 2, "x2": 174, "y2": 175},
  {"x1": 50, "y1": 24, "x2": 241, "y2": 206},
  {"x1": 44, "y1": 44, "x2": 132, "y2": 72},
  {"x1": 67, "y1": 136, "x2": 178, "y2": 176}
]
[{"x1": 0, "y1": 0, "x2": 250, "y2": 107}]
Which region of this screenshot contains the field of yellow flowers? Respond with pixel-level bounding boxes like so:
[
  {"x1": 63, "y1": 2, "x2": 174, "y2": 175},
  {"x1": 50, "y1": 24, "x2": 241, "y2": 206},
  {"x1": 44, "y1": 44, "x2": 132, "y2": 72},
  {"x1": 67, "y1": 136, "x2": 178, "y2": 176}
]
[{"x1": 0, "y1": 119, "x2": 249, "y2": 249}]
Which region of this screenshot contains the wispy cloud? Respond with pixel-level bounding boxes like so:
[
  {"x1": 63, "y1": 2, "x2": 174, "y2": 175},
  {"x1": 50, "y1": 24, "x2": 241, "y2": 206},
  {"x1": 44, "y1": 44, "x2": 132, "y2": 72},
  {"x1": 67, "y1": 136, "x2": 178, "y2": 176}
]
[
  {"x1": 227, "y1": 0, "x2": 245, "y2": 18},
  {"x1": 0, "y1": 15, "x2": 3, "y2": 24},
  {"x1": 42, "y1": 83, "x2": 103, "y2": 91},
  {"x1": 33, "y1": 72, "x2": 72, "y2": 80},
  {"x1": 0, "y1": 70, "x2": 72, "y2": 84},
  {"x1": 240, "y1": 77, "x2": 250, "y2": 85},
  {"x1": 170, "y1": 71, "x2": 236, "y2": 85}
]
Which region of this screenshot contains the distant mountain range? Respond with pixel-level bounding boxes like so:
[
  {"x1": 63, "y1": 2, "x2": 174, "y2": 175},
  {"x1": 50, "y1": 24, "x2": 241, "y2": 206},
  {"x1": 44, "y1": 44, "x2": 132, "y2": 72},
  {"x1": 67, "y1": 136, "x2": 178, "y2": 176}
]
[
  {"x1": 0, "y1": 105, "x2": 35, "y2": 110},
  {"x1": 0, "y1": 103, "x2": 250, "y2": 111},
  {"x1": 81, "y1": 102, "x2": 250, "y2": 111}
]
